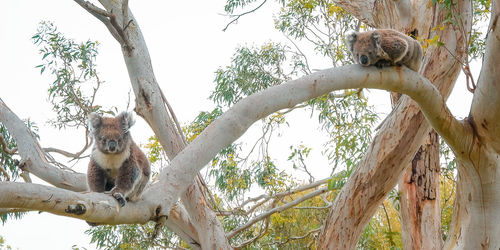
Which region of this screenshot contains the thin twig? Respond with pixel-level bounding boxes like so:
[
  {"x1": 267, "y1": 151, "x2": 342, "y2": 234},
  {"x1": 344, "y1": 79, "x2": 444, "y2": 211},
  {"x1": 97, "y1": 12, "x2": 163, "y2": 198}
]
[
  {"x1": 275, "y1": 228, "x2": 321, "y2": 247},
  {"x1": 222, "y1": 0, "x2": 268, "y2": 32},
  {"x1": 233, "y1": 207, "x2": 272, "y2": 249},
  {"x1": 284, "y1": 35, "x2": 312, "y2": 75},
  {"x1": 221, "y1": 178, "x2": 329, "y2": 216},
  {"x1": 382, "y1": 203, "x2": 396, "y2": 247},
  {"x1": 43, "y1": 134, "x2": 92, "y2": 159}
]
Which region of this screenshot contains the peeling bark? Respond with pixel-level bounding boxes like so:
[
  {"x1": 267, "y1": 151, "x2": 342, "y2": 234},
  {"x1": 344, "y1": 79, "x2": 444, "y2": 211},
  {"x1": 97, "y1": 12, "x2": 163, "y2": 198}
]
[{"x1": 399, "y1": 130, "x2": 441, "y2": 250}]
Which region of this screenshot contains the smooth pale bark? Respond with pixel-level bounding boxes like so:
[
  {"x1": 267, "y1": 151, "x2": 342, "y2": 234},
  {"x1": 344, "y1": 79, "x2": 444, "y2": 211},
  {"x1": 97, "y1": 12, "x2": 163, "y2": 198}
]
[
  {"x1": 77, "y1": 1, "x2": 231, "y2": 248},
  {"x1": 444, "y1": 1, "x2": 500, "y2": 248},
  {"x1": 374, "y1": 0, "x2": 444, "y2": 245},
  {"x1": 0, "y1": 99, "x2": 88, "y2": 191},
  {"x1": 0, "y1": 98, "x2": 201, "y2": 249},
  {"x1": 146, "y1": 64, "x2": 463, "y2": 223},
  {"x1": 317, "y1": 0, "x2": 472, "y2": 247},
  {"x1": 399, "y1": 131, "x2": 441, "y2": 249},
  {"x1": 0, "y1": 182, "x2": 153, "y2": 224},
  {"x1": 1, "y1": 64, "x2": 459, "y2": 244},
  {"x1": 334, "y1": 0, "x2": 434, "y2": 36}
]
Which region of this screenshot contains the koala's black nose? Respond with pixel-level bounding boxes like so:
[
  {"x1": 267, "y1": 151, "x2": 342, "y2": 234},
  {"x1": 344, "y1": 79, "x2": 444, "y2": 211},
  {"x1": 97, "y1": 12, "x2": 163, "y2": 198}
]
[
  {"x1": 108, "y1": 140, "x2": 117, "y2": 151},
  {"x1": 360, "y1": 55, "x2": 369, "y2": 65}
]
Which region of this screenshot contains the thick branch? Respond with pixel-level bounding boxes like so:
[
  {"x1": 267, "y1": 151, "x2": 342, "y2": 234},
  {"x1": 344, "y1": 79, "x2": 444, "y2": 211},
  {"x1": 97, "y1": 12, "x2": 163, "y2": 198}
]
[
  {"x1": 83, "y1": 1, "x2": 224, "y2": 247},
  {"x1": 151, "y1": 65, "x2": 468, "y2": 218},
  {"x1": 0, "y1": 99, "x2": 87, "y2": 191},
  {"x1": 0, "y1": 181, "x2": 200, "y2": 248},
  {"x1": 73, "y1": 0, "x2": 130, "y2": 51},
  {"x1": 0, "y1": 182, "x2": 153, "y2": 224},
  {"x1": 0, "y1": 98, "x2": 201, "y2": 247}
]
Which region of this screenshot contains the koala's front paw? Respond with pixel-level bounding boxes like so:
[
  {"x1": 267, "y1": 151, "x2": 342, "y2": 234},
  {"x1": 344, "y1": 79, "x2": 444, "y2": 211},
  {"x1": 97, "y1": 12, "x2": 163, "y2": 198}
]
[{"x1": 112, "y1": 193, "x2": 127, "y2": 207}]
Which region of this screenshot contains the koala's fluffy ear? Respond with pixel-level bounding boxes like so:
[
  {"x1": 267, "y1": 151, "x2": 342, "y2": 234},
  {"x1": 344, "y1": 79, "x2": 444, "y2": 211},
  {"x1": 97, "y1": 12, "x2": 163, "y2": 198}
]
[
  {"x1": 88, "y1": 112, "x2": 102, "y2": 133},
  {"x1": 118, "y1": 111, "x2": 136, "y2": 133},
  {"x1": 371, "y1": 31, "x2": 382, "y2": 46},
  {"x1": 345, "y1": 30, "x2": 357, "y2": 52}
]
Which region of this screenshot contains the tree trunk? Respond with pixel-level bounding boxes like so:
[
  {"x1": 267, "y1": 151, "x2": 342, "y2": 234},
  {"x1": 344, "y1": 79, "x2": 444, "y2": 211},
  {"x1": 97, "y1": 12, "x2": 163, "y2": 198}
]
[
  {"x1": 317, "y1": 0, "x2": 471, "y2": 248},
  {"x1": 399, "y1": 130, "x2": 441, "y2": 249},
  {"x1": 444, "y1": 1, "x2": 500, "y2": 248},
  {"x1": 76, "y1": 1, "x2": 231, "y2": 248}
]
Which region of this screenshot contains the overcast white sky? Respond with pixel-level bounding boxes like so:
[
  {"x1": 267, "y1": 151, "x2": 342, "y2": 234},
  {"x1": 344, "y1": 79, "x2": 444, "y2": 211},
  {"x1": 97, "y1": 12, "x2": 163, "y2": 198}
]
[{"x1": 0, "y1": 0, "x2": 476, "y2": 249}]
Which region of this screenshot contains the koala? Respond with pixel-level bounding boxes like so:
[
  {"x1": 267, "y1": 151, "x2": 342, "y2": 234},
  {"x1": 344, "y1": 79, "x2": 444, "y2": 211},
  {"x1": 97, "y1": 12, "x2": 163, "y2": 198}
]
[
  {"x1": 345, "y1": 29, "x2": 423, "y2": 72},
  {"x1": 87, "y1": 111, "x2": 150, "y2": 207}
]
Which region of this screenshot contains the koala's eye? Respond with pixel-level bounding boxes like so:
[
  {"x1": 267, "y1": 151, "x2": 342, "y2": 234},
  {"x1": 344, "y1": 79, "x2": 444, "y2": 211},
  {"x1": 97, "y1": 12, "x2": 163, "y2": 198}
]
[
  {"x1": 118, "y1": 139, "x2": 123, "y2": 144},
  {"x1": 368, "y1": 51, "x2": 373, "y2": 55}
]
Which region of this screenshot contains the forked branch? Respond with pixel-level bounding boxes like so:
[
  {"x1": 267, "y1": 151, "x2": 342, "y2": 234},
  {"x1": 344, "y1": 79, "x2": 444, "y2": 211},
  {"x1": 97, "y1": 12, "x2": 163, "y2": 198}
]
[
  {"x1": 150, "y1": 65, "x2": 470, "y2": 218},
  {"x1": 73, "y1": 0, "x2": 133, "y2": 53}
]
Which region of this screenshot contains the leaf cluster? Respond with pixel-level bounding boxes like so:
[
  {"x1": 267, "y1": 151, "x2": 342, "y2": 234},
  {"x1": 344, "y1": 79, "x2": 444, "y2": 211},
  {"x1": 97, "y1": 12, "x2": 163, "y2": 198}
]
[
  {"x1": 275, "y1": 0, "x2": 357, "y2": 66},
  {"x1": 86, "y1": 223, "x2": 184, "y2": 250},
  {"x1": 212, "y1": 43, "x2": 307, "y2": 106},
  {"x1": 32, "y1": 21, "x2": 113, "y2": 130}
]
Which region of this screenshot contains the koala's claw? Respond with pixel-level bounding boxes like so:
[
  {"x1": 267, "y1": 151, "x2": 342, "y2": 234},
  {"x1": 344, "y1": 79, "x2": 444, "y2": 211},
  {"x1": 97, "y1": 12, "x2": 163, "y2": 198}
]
[{"x1": 113, "y1": 193, "x2": 127, "y2": 207}]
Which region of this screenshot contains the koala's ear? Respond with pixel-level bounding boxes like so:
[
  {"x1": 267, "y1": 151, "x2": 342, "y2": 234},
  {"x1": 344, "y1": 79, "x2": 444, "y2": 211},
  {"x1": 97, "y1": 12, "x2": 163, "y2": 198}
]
[
  {"x1": 88, "y1": 112, "x2": 102, "y2": 133},
  {"x1": 345, "y1": 30, "x2": 357, "y2": 51},
  {"x1": 118, "y1": 111, "x2": 136, "y2": 133},
  {"x1": 371, "y1": 31, "x2": 382, "y2": 46}
]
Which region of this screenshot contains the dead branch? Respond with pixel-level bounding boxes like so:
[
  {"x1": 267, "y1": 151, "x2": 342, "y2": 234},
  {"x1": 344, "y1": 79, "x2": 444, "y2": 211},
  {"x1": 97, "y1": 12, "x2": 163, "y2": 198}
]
[
  {"x1": 227, "y1": 187, "x2": 328, "y2": 239},
  {"x1": 226, "y1": 178, "x2": 330, "y2": 215}
]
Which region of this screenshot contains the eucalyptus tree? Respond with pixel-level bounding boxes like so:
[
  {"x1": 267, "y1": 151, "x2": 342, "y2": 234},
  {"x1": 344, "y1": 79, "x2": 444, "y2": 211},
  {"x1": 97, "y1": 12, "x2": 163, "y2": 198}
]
[{"x1": 0, "y1": 0, "x2": 496, "y2": 249}]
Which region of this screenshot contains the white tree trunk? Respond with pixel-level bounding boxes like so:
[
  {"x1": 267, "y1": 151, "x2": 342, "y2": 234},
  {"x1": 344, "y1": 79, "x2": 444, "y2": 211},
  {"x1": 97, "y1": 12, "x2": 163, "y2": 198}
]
[
  {"x1": 444, "y1": 1, "x2": 500, "y2": 248},
  {"x1": 84, "y1": 1, "x2": 231, "y2": 248}
]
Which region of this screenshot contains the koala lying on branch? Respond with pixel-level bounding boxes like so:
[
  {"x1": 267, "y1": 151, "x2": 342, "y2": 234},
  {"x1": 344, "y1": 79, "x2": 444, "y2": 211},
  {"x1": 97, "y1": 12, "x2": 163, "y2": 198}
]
[{"x1": 345, "y1": 29, "x2": 423, "y2": 72}]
